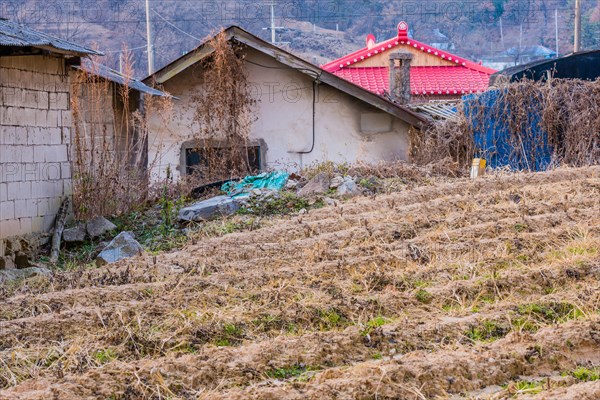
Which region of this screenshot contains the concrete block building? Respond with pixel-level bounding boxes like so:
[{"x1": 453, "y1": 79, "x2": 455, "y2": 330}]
[
  {"x1": 0, "y1": 20, "x2": 165, "y2": 268},
  {"x1": 0, "y1": 21, "x2": 101, "y2": 267}
]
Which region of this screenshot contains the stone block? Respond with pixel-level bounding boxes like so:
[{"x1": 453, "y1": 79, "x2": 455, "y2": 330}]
[
  {"x1": 49, "y1": 128, "x2": 63, "y2": 145},
  {"x1": 7, "y1": 181, "x2": 31, "y2": 200},
  {"x1": 61, "y1": 111, "x2": 73, "y2": 128},
  {"x1": 0, "y1": 267, "x2": 51, "y2": 283},
  {"x1": 63, "y1": 224, "x2": 86, "y2": 243},
  {"x1": 2, "y1": 87, "x2": 20, "y2": 107},
  {"x1": 31, "y1": 216, "x2": 44, "y2": 233},
  {"x1": 14, "y1": 127, "x2": 27, "y2": 144},
  {"x1": 31, "y1": 180, "x2": 55, "y2": 199},
  {"x1": 61, "y1": 163, "x2": 71, "y2": 179},
  {"x1": 7, "y1": 69, "x2": 20, "y2": 87},
  {"x1": 86, "y1": 217, "x2": 117, "y2": 239},
  {"x1": 1, "y1": 106, "x2": 18, "y2": 125},
  {"x1": 17, "y1": 107, "x2": 37, "y2": 127},
  {"x1": 28, "y1": 127, "x2": 47, "y2": 145},
  {"x1": 21, "y1": 89, "x2": 41, "y2": 109},
  {"x1": 0, "y1": 219, "x2": 20, "y2": 240},
  {"x1": 36, "y1": 198, "x2": 50, "y2": 216},
  {"x1": 62, "y1": 180, "x2": 72, "y2": 196},
  {"x1": 20, "y1": 71, "x2": 34, "y2": 89},
  {"x1": 47, "y1": 110, "x2": 59, "y2": 127},
  {"x1": 43, "y1": 214, "x2": 56, "y2": 232},
  {"x1": 0, "y1": 126, "x2": 16, "y2": 145},
  {"x1": 54, "y1": 180, "x2": 65, "y2": 197},
  {"x1": 0, "y1": 183, "x2": 7, "y2": 201},
  {"x1": 49, "y1": 92, "x2": 69, "y2": 110},
  {"x1": 37, "y1": 91, "x2": 49, "y2": 109},
  {"x1": 96, "y1": 232, "x2": 144, "y2": 266},
  {"x1": 35, "y1": 110, "x2": 47, "y2": 127},
  {"x1": 41, "y1": 163, "x2": 61, "y2": 181},
  {"x1": 178, "y1": 196, "x2": 240, "y2": 222},
  {"x1": 298, "y1": 173, "x2": 330, "y2": 197},
  {"x1": 44, "y1": 145, "x2": 68, "y2": 162},
  {"x1": 14, "y1": 199, "x2": 36, "y2": 218},
  {"x1": 0, "y1": 200, "x2": 14, "y2": 220},
  {"x1": 0, "y1": 145, "x2": 20, "y2": 163},
  {"x1": 18, "y1": 217, "x2": 32, "y2": 235}
]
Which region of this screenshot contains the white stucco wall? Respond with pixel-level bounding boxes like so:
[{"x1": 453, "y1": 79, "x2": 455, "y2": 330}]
[{"x1": 148, "y1": 48, "x2": 411, "y2": 181}]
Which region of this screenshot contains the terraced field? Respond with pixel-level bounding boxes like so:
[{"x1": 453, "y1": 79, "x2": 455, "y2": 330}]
[{"x1": 0, "y1": 167, "x2": 599, "y2": 399}]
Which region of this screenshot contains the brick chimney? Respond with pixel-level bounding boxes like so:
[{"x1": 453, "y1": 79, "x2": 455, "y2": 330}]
[{"x1": 389, "y1": 52, "x2": 413, "y2": 105}]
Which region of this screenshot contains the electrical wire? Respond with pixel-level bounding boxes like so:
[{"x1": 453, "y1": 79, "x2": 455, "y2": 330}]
[
  {"x1": 244, "y1": 59, "x2": 321, "y2": 80},
  {"x1": 242, "y1": 57, "x2": 321, "y2": 155},
  {"x1": 151, "y1": 8, "x2": 202, "y2": 41}
]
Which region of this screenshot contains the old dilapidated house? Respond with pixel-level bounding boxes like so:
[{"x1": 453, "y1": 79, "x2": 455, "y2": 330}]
[
  {"x1": 144, "y1": 26, "x2": 427, "y2": 181},
  {"x1": 0, "y1": 20, "x2": 163, "y2": 268}
]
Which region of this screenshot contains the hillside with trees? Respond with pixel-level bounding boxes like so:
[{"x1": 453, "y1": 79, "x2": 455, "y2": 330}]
[{"x1": 2, "y1": 0, "x2": 599, "y2": 77}]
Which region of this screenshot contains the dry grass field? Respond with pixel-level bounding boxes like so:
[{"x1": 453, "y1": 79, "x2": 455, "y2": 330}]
[{"x1": 0, "y1": 167, "x2": 599, "y2": 399}]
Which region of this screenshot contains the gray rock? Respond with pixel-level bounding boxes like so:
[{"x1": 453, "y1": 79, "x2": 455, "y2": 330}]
[
  {"x1": 324, "y1": 197, "x2": 339, "y2": 207},
  {"x1": 329, "y1": 175, "x2": 345, "y2": 189},
  {"x1": 0, "y1": 267, "x2": 51, "y2": 283},
  {"x1": 86, "y1": 217, "x2": 117, "y2": 239},
  {"x1": 336, "y1": 178, "x2": 363, "y2": 198},
  {"x1": 0, "y1": 257, "x2": 16, "y2": 270},
  {"x1": 63, "y1": 224, "x2": 87, "y2": 243},
  {"x1": 298, "y1": 173, "x2": 330, "y2": 197},
  {"x1": 285, "y1": 179, "x2": 299, "y2": 190},
  {"x1": 96, "y1": 232, "x2": 144, "y2": 266},
  {"x1": 178, "y1": 196, "x2": 240, "y2": 222}
]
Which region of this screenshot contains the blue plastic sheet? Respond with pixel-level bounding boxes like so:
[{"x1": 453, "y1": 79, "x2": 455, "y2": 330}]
[
  {"x1": 463, "y1": 90, "x2": 553, "y2": 171},
  {"x1": 221, "y1": 171, "x2": 290, "y2": 198}
]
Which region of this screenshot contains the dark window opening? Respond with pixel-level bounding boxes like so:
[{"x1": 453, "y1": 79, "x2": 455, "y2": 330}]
[{"x1": 185, "y1": 146, "x2": 261, "y2": 177}]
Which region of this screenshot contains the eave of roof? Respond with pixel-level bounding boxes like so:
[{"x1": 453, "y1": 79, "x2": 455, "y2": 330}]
[
  {"x1": 321, "y1": 22, "x2": 496, "y2": 76},
  {"x1": 0, "y1": 19, "x2": 102, "y2": 56},
  {"x1": 490, "y1": 49, "x2": 600, "y2": 84},
  {"x1": 144, "y1": 26, "x2": 428, "y2": 128},
  {"x1": 75, "y1": 61, "x2": 171, "y2": 97}
]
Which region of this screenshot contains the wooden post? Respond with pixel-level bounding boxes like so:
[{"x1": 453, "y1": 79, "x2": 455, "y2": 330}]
[{"x1": 50, "y1": 198, "x2": 71, "y2": 263}]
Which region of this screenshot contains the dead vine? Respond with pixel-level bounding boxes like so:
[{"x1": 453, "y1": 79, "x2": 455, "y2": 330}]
[{"x1": 414, "y1": 79, "x2": 600, "y2": 170}]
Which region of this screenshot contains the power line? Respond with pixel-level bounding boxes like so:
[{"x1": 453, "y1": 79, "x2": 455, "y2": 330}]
[
  {"x1": 151, "y1": 8, "x2": 201, "y2": 41},
  {"x1": 102, "y1": 44, "x2": 148, "y2": 53}
]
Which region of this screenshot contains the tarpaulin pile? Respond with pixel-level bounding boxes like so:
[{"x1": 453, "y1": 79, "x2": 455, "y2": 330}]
[{"x1": 221, "y1": 171, "x2": 290, "y2": 198}]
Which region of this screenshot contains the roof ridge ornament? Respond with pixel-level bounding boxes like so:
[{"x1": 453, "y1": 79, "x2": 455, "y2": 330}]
[
  {"x1": 398, "y1": 21, "x2": 409, "y2": 39},
  {"x1": 366, "y1": 33, "x2": 376, "y2": 49}
]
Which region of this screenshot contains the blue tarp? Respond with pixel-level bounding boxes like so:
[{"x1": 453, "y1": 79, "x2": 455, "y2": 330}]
[
  {"x1": 463, "y1": 90, "x2": 553, "y2": 171},
  {"x1": 221, "y1": 171, "x2": 290, "y2": 198}
]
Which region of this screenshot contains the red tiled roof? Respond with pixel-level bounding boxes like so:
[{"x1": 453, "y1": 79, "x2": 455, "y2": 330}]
[
  {"x1": 322, "y1": 22, "x2": 496, "y2": 97},
  {"x1": 333, "y1": 66, "x2": 492, "y2": 96}
]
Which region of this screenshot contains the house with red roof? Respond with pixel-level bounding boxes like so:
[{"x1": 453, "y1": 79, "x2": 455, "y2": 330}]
[{"x1": 322, "y1": 22, "x2": 497, "y2": 103}]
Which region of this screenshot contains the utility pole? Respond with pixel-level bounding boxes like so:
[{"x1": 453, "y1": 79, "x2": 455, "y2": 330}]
[
  {"x1": 270, "y1": 2, "x2": 276, "y2": 43},
  {"x1": 574, "y1": 0, "x2": 582, "y2": 53},
  {"x1": 519, "y1": 23, "x2": 523, "y2": 64},
  {"x1": 555, "y1": 9, "x2": 559, "y2": 57},
  {"x1": 499, "y1": 17, "x2": 504, "y2": 48},
  {"x1": 262, "y1": 2, "x2": 288, "y2": 45},
  {"x1": 145, "y1": 0, "x2": 155, "y2": 75}
]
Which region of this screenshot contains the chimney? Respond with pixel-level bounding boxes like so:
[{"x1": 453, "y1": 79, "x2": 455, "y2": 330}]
[{"x1": 389, "y1": 52, "x2": 413, "y2": 105}]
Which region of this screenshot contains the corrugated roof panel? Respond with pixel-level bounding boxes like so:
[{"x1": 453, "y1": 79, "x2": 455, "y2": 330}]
[
  {"x1": 333, "y1": 66, "x2": 491, "y2": 96},
  {"x1": 77, "y1": 61, "x2": 170, "y2": 97},
  {"x1": 410, "y1": 101, "x2": 459, "y2": 122},
  {"x1": 0, "y1": 20, "x2": 101, "y2": 56}
]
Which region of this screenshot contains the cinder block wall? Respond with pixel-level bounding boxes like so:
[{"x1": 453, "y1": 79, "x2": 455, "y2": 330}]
[{"x1": 0, "y1": 55, "x2": 73, "y2": 242}]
